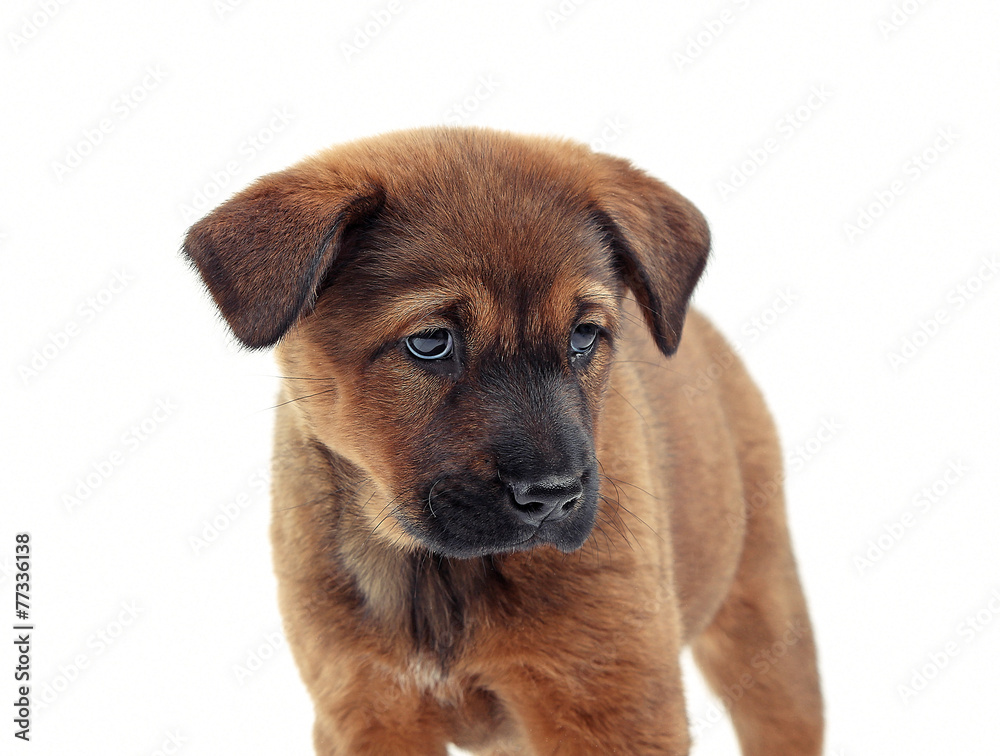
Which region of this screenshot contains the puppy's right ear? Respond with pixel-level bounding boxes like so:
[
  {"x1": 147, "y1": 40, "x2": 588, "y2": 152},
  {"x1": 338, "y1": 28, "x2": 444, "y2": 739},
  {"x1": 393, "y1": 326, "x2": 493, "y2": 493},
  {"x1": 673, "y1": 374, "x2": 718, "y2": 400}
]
[
  {"x1": 587, "y1": 155, "x2": 710, "y2": 358},
  {"x1": 183, "y1": 168, "x2": 384, "y2": 349}
]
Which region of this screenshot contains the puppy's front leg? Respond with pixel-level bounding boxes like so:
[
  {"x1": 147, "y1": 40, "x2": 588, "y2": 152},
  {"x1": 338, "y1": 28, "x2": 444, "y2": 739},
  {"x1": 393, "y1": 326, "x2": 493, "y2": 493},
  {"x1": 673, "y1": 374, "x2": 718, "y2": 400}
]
[
  {"x1": 310, "y1": 665, "x2": 451, "y2": 756},
  {"x1": 481, "y1": 600, "x2": 691, "y2": 756},
  {"x1": 495, "y1": 649, "x2": 689, "y2": 755}
]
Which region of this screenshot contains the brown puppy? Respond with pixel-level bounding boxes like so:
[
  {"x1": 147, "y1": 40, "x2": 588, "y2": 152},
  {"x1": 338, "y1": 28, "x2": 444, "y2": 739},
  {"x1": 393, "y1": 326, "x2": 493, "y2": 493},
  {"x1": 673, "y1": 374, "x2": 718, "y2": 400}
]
[{"x1": 184, "y1": 127, "x2": 823, "y2": 755}]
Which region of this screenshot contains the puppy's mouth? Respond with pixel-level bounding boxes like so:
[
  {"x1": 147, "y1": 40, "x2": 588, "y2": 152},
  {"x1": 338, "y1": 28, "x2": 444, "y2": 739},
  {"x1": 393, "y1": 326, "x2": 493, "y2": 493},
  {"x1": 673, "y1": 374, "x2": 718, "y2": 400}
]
[{"x1": 396, "y1": 470, "x2": 599, "y2": 558}]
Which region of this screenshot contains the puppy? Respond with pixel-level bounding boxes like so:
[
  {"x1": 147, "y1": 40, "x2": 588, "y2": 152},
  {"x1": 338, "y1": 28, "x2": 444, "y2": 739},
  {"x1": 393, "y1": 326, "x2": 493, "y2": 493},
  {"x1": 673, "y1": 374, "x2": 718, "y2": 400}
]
[{"x1": 184, "y1": 127, "x2": 823, "y2": 755}]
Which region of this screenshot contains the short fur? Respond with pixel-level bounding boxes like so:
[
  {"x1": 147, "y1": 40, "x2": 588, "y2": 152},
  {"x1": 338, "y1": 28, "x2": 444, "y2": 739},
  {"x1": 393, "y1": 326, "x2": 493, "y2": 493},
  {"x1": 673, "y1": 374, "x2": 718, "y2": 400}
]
[{"x1": 184, "y1": 127, "x2": 823, "y2": 755}]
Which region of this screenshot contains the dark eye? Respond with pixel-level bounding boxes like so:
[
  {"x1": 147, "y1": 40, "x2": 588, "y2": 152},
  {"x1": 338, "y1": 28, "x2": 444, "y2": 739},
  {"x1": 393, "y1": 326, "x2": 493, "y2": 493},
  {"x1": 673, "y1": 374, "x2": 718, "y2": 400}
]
[
  {"x1": 570, "y1": 323, "x2": 599, "y2": 355},
  {"x1": 405, "y1": 329, "x2": 454, "y2": 360}
]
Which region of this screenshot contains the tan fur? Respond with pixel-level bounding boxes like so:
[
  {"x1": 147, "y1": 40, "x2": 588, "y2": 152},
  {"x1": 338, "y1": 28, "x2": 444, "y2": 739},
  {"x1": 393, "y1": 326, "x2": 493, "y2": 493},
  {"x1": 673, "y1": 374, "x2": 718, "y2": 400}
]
[{"x1": 185, "y1": 127, "x2": 823, "y2": 755}]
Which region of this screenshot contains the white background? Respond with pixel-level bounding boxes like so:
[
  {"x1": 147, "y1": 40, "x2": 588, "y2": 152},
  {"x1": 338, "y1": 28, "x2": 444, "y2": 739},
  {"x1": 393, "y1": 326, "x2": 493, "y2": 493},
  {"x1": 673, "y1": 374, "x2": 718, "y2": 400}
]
[{"x1": 3, "y1": 1, "x2": 999, "y2": 754}]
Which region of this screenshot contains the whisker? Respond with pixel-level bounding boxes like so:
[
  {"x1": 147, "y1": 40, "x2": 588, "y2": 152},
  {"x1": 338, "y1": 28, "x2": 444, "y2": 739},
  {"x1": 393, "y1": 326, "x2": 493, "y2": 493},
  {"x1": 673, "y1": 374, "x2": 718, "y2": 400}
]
[
  {"x1": 608, "y1": 386, "x2": 649, "y2": 427},
  {"x1": 362, "y1": 493, "x2": 407, "y2": 549},
  {"x1": 278, "y1": 479, "x2": 368, "y2": 513},
  {"x1": 265, "y1": 374, "x2": 336, "y2": 382},
  {"x1": 427, "y1": 477, "x2": 445, "y2": 519},
  {"x1": 598, "y1": 494, "x2": 639, "y2": 549},
  {"x1": 596, "y1": 462, "x2": 651, "y2": 546},
  {"x1": 267, "y1": 388, "x2": 338, "y2": 411},
  {"x1": 600, "y1": 472, "x2": 660, "y2": 501},
  {"x1": 587, "y1": 523, "x2": 603, "y2": 568},
  {"x1": 613, "y1": 500, "x2": 662, "y2": 543},
  {"x1": 367, "y1": 497, "x2": 401, "y2": 536},
  {"x1": 594, "y1": 522, "x2": 615, "y2": 560},
  {"x1": 597, "y1": 461, "x2": 625, "y2": 501},
  {"x1": 597, "y1": 504, "x2": 632, "y2": 549}
]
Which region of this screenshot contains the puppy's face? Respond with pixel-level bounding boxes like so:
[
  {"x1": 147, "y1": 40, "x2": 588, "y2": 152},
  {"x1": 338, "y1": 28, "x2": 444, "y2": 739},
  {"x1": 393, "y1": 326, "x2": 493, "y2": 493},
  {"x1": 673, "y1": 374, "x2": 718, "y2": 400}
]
[
  {"x1": 184, "y1": 128, "x2": 709, "y2": 558},
  {"x1": 280, "y1": 192, "x2": 622, "y2": 557}
]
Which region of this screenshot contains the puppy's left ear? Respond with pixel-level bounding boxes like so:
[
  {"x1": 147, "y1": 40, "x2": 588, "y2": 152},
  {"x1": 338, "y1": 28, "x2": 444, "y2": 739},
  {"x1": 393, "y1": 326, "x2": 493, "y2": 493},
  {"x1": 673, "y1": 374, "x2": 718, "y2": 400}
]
[
  {"x1": 591, "y1": 155, "x2": 710, "y2": 357},
  {"x1": 183, "y1": 166, "x2": 384, "y2": 349}
]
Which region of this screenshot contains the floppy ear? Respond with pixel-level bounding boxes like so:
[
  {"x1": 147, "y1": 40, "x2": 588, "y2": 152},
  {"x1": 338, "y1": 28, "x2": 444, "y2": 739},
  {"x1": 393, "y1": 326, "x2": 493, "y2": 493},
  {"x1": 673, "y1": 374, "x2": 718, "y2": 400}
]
[
  {"x1": 591, "y1": 155, "x2": 710, "y2": 357},
  {"x1": 183, "y1": 167, "x2": 384, "y2": 349}
]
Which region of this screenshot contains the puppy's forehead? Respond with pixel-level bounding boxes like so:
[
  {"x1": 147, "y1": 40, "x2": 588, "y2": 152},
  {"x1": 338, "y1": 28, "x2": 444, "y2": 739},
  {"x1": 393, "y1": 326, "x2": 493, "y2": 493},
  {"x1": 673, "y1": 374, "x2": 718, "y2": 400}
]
[
  {"x1": 383, "y1": 150, "x2": 602, "y2": 265},
  {"x1": 313, "y1": 129, "x2": 624, "y2": 348},
  {"x1": 317, "y1": 127, "x2": 613, "y2": 279},
  {"x1": 358, "y1": 196, "x2": 619, "y2": 343},
  {"x1": 377, "y1": 203, "x2": 613, "y2": 289}
]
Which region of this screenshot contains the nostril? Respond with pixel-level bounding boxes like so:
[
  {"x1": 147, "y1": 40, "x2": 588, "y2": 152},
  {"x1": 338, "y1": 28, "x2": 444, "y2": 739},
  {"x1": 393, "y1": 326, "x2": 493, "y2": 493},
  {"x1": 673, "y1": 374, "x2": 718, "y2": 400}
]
[
  {"x1": 507, "y1": 474, "x2": 583, "y2": 525},
  {"x1": 561, "y1": 496, "x2": 580, "y2": 511}
]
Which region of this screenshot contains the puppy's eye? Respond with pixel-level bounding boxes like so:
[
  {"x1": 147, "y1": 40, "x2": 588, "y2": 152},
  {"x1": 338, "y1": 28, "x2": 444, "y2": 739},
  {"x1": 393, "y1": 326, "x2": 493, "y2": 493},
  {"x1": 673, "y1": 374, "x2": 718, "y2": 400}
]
[
  {"x1": 405, "y1": 329, "x2": 454, "y2": 360},
  {"x1": 570, "y1": 323, "x2": 599, "y2": 355}
]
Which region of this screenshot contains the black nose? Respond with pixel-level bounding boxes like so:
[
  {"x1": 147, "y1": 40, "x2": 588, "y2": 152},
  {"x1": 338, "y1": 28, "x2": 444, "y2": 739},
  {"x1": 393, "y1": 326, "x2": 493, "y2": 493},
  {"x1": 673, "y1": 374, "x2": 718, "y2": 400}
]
[{"x1": 507, "y1": 474, "x2": 583, "y2": 526}]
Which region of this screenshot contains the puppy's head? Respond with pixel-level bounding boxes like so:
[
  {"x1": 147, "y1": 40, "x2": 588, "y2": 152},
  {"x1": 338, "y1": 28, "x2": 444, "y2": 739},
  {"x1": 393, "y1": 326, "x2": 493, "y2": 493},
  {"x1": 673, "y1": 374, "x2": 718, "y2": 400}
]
[{"x1": 184, "y1": 128, "x2": 708, "y2": 558}]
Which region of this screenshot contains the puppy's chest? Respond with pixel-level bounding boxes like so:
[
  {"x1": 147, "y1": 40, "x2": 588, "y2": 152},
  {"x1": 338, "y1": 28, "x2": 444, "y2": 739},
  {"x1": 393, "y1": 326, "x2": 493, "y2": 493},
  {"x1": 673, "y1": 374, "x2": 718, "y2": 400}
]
[
  {"x1": 356, "y1": 552, "x2": 516, "y2": 695},
  {"x1": 387, "y1": 556, "x2": 504, "y2": 701},
  {"x1": 397, "y1": 650, "x2": 457, "y2": 698},
  {"x1": 406, "y1": 554, "x2": 491, "y2": 661}
]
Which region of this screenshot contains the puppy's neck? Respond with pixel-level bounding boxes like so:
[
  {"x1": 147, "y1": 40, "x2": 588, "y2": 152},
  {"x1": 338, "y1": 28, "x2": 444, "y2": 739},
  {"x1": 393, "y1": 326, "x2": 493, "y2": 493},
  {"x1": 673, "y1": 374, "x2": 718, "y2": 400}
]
[{"x1": 303, "y1": 438, "x2": 511, "y2": 664}]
